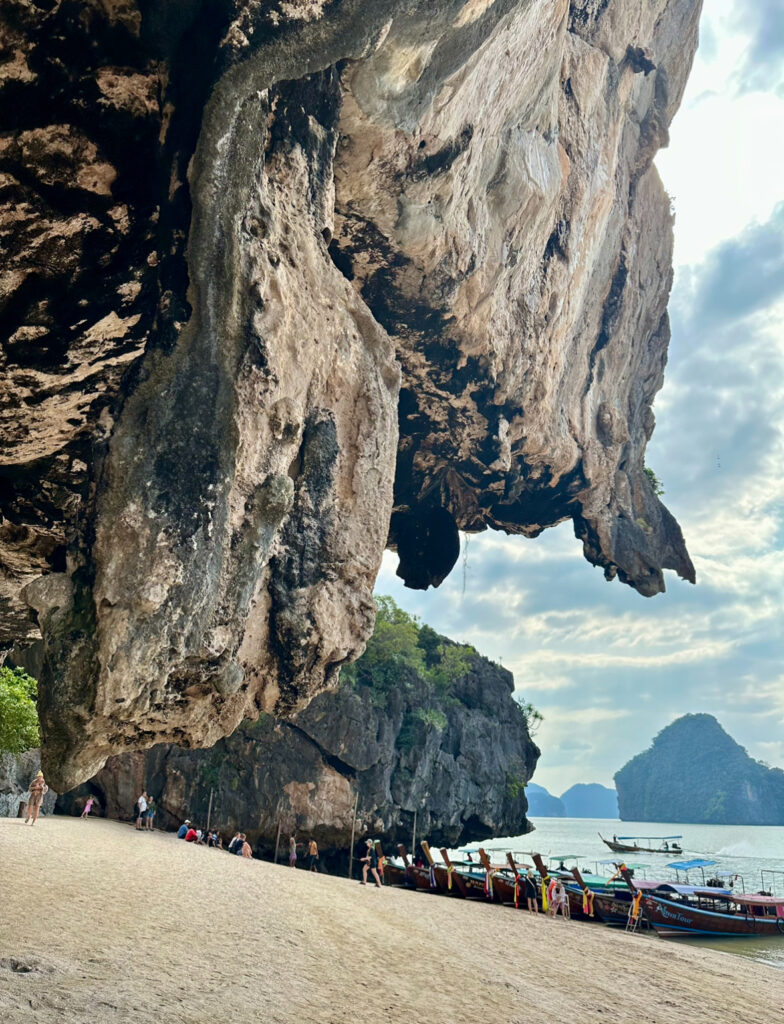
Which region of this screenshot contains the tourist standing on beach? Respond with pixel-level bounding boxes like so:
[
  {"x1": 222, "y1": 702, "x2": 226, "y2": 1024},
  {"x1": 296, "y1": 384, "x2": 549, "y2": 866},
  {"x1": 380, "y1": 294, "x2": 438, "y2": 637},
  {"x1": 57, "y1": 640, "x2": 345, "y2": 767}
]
[
  {"x1": 289, "y1": 835, "x2": 298, "y2": 867},
  {"x1": 360, "y1": 839, "x2": 382, "y2": 887},
  {"x1": 81, "y1": 796, "x2": 95, "y2": 819},
  {"x1": 525, "y1": 868, "x2": 538, "y2": 914},
  {"x1": 308, "y1": 838, "x2": 319, "y2": 872},
  {"x1": 550, "y1": 880, "x2": 568, "y2": 918},
  {"x1": 25, "y1": 770, "x2": 48, "y2": 825},
  {"x1": 145, "y1": 796, "x2": 156, "y2": 831},
  {"x1": 135, "y1": 791, "x2": 148, "y2": 830}
]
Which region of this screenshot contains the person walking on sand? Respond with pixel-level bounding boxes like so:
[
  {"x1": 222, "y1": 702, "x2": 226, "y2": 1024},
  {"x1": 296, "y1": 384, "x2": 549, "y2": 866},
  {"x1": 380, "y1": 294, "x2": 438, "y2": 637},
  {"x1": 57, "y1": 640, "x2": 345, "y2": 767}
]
[
  {"x1": 308, "y1": 838, "x2": 319, "y2": 872},
  {"x1": 145, "y1": 795, "x2": 156, "y2": 831},
  {"x1": 360, "y1": 839, "x2": 382, "y2": 888},
  {"x1": 81, "y1": 796, "x2": 95, "y2": 819},
  {"x1": 135, "y1": 791, "x2": 148, "y2": 830},
  {"x1": 525, "y1": 868, "x2": 538, "y2": 915},
  {"x1": 25, "y1": 770, "x2": 48, "y2": 825},
  {"x1": 289, "y1": 834, "x2": 298, "y2": 867}
]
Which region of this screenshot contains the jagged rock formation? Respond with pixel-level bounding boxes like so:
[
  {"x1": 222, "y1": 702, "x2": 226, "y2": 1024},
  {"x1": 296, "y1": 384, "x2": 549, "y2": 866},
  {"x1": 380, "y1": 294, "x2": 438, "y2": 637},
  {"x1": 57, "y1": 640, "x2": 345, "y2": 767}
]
[
  {"x1": 1, "y1": 0, "x2": 700, "y2": 789},
  {"x1": 0, "y1": 749, "x2": 57, "y2": 818},
  {"x1": 560, "y1": 782, "x2": 617, "y2": 817},
  {"x1": 525, "y1": 782, "x2": 566, "y2": 817},
  {"x1": 615, "y1": 714, "x2": 784, "y2": 825},
  {"x1": 57, "y1": 650, "x2": 539, "y2": 854}
]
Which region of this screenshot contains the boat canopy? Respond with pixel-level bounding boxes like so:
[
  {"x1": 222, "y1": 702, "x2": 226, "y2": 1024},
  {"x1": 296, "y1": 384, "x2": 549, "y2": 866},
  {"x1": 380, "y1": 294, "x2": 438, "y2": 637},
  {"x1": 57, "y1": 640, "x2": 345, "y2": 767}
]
[
  {"x1": 549, "y1": 854, "x2": 580, "y2": 862},
  {"x1": 727, "y1": 893, "x2": 784, "y2": 906},
  {"x1": 667, "y1": 859, "x2": 717, "y2": 870},
  {"x1": 596, "y1": 859, "x2": 650, "y2": 868},
  {"x1": 644, "y1": 883, "x2": 732, "y2": 896},
  {"x1": 616, "y1": 835, "x2": 682, "y2": 841}
]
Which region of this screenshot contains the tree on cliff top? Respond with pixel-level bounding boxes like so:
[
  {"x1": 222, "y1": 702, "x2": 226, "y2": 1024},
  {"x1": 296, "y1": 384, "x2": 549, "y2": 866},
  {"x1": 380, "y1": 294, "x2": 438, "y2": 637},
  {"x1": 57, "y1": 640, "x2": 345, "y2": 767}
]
[{"x1": 0, "y1": 666, "x2": 40, "y2": 755}]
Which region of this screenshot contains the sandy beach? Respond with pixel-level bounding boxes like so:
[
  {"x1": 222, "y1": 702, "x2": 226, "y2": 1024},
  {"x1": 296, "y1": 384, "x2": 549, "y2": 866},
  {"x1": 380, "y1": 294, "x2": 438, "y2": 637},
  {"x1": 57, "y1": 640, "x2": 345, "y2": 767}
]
[{"x1": 0, "y1": 817, "x2": 781, "y2": 1024}]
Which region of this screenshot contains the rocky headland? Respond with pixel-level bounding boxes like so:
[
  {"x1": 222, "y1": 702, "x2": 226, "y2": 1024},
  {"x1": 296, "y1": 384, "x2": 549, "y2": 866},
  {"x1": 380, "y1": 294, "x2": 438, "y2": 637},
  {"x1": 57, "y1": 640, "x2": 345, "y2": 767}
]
[
  {"x1": 615, "y1": 714, "x2": 784, "y2": 825},
  {"x1": 57, "y1": 631, "x2": 539, "y2": 856},
  {"x1": 1, "y1": 0, "x2": 700, "y2": 789}
]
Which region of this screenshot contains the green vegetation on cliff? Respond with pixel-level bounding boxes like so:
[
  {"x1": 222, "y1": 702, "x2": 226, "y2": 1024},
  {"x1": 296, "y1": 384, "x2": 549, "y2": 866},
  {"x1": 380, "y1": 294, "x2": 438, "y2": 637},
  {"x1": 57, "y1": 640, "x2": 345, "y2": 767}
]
[
  {"x1": 615, "y1": 714, "x2": 784, "y2": 825},
  {"x1": 0, "y1": 667, "x2": 40, "y2": 755}
]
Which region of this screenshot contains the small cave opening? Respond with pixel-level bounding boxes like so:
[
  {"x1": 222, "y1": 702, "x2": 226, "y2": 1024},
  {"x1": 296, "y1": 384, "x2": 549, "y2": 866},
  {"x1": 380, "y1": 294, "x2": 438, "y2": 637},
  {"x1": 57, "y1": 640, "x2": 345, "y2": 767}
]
[
  {"x1": 327, "y1": 239, "x2": 354, "y2": 281},
  {"x1": 389, "y1": 505, "x2": 460, "y2": 590}
]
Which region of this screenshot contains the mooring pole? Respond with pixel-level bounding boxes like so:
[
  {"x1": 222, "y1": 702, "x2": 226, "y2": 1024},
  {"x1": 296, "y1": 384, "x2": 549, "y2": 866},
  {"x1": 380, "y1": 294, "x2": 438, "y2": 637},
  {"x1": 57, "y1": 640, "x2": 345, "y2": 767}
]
[
  {"x1": 206, "y1": 788, "x2": 214, "y2": 832},
  {"x1": 274, "y1": 818, "x2": 283, "y2": 864},
  {"x1": 348, "y1": 790, "x2": 359, "y2": 878},
  {"x1": 412, "y1": 809, "x2": 417, "y2": 859}
]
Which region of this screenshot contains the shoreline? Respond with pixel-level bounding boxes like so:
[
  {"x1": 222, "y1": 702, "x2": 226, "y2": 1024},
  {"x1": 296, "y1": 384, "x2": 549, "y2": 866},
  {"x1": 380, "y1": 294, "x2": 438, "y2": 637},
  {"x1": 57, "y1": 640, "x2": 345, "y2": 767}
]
[{"x1": 1, "y1": 817, "x2": 781, "y2": 1024}]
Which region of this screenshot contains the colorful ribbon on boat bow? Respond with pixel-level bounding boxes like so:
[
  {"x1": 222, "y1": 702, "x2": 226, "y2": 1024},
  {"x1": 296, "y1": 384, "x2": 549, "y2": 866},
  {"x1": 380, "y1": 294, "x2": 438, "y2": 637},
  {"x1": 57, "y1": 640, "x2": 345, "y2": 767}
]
[
  {"x1": 514, "y1": 874, "x2": 521, "y2": 908},
  {"x1": 582, "y1": 887, "x2": 595, "y2": 917},
  {"x1": 429, "y1": 865, "x2": 437, "y2": 889},
  {"x1": 540, "y1": 879, "x2": 549, "y2": 912},
  {"x1": 630, "y1": 890, "x2": 643, "y2": 920},
  {"x1": 484, "y1": 870, "x2": 494, "y2": 899},
  {"x1": 447, "y1": 865, "x2": 454, "y2": 891}
]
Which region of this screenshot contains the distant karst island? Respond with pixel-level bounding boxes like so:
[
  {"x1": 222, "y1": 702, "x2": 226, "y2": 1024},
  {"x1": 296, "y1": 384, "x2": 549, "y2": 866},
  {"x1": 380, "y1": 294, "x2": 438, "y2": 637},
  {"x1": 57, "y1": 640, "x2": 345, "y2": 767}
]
[
  {"x1": 615, "y1": 714, "x2": 784, "y2": 826},
  {"x1": 526, "y1": 782, "x2": 618, "y2": 819}
]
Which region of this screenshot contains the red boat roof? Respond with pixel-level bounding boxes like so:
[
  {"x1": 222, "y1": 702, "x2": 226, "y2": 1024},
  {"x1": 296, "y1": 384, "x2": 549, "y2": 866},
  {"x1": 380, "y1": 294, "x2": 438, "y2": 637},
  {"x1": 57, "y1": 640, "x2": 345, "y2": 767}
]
[{"x1": 727, "y1": 893, "x2": 784, "y2": 907}]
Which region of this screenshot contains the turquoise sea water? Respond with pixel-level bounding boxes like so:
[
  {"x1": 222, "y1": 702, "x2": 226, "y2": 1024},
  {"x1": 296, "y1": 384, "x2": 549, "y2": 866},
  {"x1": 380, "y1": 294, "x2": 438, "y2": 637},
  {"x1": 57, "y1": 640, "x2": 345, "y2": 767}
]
[{"x1": 479, "y1": 816, "x2": 784, "y2": 970}]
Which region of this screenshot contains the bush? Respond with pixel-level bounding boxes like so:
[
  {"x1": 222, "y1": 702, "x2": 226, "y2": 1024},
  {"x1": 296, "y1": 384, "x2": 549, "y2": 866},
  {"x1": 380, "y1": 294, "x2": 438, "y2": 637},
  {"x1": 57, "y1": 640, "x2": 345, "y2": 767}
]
[
  {"x1": 0, "y1": 666, "x2": 40, "y2": 755},
  {"x1": 643, "y1": 466, "x2": 665, "y2": 496}
]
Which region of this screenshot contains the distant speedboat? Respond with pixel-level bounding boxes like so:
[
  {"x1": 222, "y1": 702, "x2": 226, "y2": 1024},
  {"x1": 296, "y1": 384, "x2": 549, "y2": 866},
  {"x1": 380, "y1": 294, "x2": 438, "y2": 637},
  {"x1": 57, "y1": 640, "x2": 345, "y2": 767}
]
[{"x1": 599, "y1": 832, "x2": 683, "y2": 854}]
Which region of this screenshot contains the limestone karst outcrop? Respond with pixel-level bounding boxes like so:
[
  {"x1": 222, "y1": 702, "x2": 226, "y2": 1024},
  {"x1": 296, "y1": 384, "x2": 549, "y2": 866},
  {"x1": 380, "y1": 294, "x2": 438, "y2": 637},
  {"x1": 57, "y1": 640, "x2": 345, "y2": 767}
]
[
  {"x1": 615, "y1": 714, "x2": 784, "y2": 826},
  {"x1": 1, "y1": 1, "x2": 699, "y2": 789},
  {"x1": 57, "y1": 646, "x2": 540, "y2": 855}
]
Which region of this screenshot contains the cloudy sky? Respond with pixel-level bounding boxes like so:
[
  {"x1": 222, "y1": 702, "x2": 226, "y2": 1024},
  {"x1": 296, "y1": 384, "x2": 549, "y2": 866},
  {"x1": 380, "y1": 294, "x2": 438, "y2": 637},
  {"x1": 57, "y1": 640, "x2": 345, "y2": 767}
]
[{"x1": 375, "y1": 0, "x2": 784, "y2": 797}]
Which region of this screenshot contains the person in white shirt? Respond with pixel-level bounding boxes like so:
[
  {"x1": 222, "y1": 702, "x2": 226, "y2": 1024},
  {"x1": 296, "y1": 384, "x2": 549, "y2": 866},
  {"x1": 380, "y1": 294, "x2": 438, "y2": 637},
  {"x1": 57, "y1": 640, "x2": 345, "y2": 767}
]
[{"x1": 135, "y1": 791, "x2": 148, "y2": 830}]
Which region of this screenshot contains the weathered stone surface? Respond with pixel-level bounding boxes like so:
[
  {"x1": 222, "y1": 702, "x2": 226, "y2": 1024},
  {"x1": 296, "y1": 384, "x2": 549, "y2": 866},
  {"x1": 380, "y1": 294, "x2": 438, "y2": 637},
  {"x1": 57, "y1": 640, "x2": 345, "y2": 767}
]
[
  {"x1": 0, "y1": 1, "x2": 699, "y2": 789},
  {"x1": 57, "y1": 651, "x2": 539, "y2": 855},
  {"x1": 0, "y1": 749, "x2": 57, "y2": 818}
]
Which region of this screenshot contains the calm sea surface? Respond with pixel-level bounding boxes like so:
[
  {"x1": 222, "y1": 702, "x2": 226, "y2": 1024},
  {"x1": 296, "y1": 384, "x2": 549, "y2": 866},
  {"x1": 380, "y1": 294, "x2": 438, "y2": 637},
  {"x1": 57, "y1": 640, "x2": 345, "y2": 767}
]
[{"x1": 479, "y1": 817, "x2": 784, "y2": 970}]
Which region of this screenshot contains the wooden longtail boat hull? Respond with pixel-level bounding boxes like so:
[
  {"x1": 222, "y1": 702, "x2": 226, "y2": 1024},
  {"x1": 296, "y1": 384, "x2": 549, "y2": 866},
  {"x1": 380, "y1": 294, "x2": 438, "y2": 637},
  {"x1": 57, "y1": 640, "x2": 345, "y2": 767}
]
[
  {"x1": 381, "y1": 863, "x2": 415, "y2": 888},
  {"x1": 599, "y1": 834, "x2": 681, "y2": 855},
  {"x1": 643, "y1": 896, "x2": 784, "y2": 938},
  {"x1": 589, "y1": 891, "x2": 653, "y2": 929}
]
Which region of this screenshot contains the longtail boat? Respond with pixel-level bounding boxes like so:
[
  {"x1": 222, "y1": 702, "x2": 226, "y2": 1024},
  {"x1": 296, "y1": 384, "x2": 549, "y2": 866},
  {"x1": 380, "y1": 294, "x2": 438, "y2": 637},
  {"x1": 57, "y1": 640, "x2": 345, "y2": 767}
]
[
  {"x1": 531, "y1": 852, "x2": 578, "y2": 917},
  {"x1": 599, "y1": 833, "x2": 683, "y2": 855},
  {"x1": 396, "y1": 843, "x2": 432, "y2": 892},
  {"x1": 374, "y1": 842, "x2": 410, "y2": 888},
  {"x1": 443, "y1": 849, "x2": 490, "y2": 899},
  {"x1": 421, "y1": 842, "x2": 463, "y2": 896},
  {"x1": 570, "y1": 864, "x2": 653, "y2": 929},
  {"x1": 642, "y1": 891, "x2": 784, "y2": 938},
  {"x1": 476, "y1": 848, "x2": 516, "y2": 905}
]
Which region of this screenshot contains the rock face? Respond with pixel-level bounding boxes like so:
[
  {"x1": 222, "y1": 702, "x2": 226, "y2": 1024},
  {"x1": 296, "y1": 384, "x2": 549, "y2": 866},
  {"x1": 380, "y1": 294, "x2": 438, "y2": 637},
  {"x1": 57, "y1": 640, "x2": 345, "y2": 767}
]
[
  {"x1": 615, "y1": 714, "x2": 784, "y2": 825},
  {"x1": 560, "y1": 782, "x2": 618, "y2": 818},
  {"x1": 0, "y1": 749, "x2": 57, "y2": 818},
  {"x1": 1, "y1": 1, "x2": 699, "y2": 789},
  {"x1": 57, "y1": 651, "x2": 540, "y2": 854}
]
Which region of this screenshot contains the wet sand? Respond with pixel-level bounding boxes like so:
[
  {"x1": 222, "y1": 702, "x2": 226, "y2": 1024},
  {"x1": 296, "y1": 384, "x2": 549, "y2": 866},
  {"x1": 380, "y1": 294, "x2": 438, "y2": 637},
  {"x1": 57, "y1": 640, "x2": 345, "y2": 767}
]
[{"x1": 1, "y1": 817, "x2": 780, "y2": 1024}]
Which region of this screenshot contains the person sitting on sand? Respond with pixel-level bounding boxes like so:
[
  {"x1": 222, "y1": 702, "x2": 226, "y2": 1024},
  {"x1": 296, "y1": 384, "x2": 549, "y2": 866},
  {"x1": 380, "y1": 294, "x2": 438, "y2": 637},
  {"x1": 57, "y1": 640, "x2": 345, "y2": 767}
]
[
  {"x1": 177, "y1": 819, "x2": 191, "y2": 839},
  {"x1": 525, "y1": 868, "x2": 538, "y2": 915},
  {"x1": 241, "y1": 835, "x2": 252, "y2": 858},
  {"x1": 184, "y1": 825, "x2": 198, "y2": 842},
  {"x1": 135, "y1": 791, "x2": 148, "y2": 830},
  {"x1": 360, "y1": 839, "x2": 382, "y2": 888},
  {"x1": 228, "y1": 831, "x2": 242, "y2": 854},
  {"x1": 145, "y1": 796, "x2": 156, "y2": 831},
  {"x1": 308, "y1": 838, "x2": 319, "y2": 872},
  {"x1": 25, "y1": 770, "x2": 48, "y2": 825},
  {"x1": 81, "y1": 796, "x2": 95, "y2": 819}
]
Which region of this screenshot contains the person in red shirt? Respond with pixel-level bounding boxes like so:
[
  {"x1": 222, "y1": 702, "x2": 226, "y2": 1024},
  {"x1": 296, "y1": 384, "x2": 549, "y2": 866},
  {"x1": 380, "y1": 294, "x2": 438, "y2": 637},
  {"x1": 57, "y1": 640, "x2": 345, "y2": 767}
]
[{"x1": 184, "y1": 826, "x2": 198, "y2": 842}]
